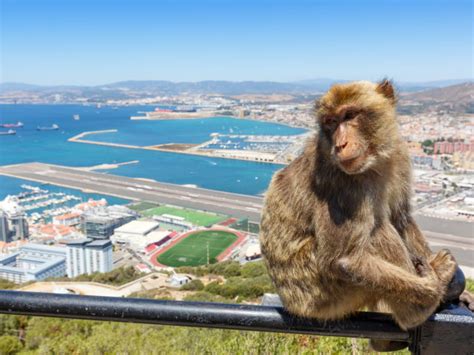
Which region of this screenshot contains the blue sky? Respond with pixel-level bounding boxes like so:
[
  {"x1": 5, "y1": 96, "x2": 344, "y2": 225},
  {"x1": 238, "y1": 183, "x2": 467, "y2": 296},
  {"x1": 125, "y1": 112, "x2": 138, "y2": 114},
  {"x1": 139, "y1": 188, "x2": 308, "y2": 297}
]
[{"x1": 1, "y1": 0, "x2": 472, "y2": 85}]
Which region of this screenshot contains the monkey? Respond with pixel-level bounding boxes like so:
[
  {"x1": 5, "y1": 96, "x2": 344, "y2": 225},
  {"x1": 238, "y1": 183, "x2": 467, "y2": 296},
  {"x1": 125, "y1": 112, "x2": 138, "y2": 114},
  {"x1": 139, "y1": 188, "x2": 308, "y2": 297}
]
[{"x1": 260, "y1": 80, "x2": 472, "y2": 351}]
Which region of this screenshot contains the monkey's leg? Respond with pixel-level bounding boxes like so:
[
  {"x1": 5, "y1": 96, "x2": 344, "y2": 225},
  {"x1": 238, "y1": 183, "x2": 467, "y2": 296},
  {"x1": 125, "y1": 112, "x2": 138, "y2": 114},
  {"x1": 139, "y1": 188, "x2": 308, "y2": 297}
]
[{"x1": 338, "y1": 250, "x2": 456, "y2": 330}]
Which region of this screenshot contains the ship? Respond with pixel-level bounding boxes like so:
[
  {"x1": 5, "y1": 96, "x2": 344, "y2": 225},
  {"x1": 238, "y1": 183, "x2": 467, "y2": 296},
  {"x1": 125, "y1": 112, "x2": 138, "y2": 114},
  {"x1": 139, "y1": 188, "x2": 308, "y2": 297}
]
[
  {"x1": 0, "y1": 121, "x2": 23, "y2": 128},
  {"x1": 0, "y1": 129, "x2": 16, "y2": 136},
  {"x1": 73, "y1": 114, "x2": 80, "y2": 120},
  {"x1": 37, "y1": 124, "x2": 59, "y2": 131}
]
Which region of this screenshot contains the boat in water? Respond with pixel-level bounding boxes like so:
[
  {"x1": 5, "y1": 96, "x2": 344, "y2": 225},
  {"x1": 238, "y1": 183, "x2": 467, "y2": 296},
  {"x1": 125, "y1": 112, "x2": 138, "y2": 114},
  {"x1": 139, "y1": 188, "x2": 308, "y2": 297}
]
[
  {"x1": 37, "y1": 124, "x2": 59, "y2": 131},
  {"x1": 73, "y1": 114, "x2": 80, "y2": 120},
  {"x1": 0, "y1": 121, "x2": 23, "y2": 128},
  {"x1": 0, "y1": 129, "x2": 16, "y2": 136}
]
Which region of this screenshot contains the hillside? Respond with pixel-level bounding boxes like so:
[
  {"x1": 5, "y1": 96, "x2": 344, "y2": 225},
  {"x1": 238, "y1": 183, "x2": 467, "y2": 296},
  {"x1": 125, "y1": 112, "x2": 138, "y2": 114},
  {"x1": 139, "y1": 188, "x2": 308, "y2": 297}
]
[{"x1": 400, "y1": 82, "x2": 474, "y2": 113}]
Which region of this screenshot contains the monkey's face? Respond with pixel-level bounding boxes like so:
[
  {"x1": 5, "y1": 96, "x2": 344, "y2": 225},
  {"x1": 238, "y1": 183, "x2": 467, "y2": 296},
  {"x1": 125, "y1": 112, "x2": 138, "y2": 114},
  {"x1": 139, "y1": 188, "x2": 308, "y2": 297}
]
[{"x1": 316, "y1": 80, "x2": 397, "y2": 175}]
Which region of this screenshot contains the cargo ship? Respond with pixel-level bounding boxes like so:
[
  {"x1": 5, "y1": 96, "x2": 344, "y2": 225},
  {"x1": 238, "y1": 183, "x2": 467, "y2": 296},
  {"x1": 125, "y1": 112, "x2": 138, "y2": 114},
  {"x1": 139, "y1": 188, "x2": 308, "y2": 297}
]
[
  {"x1": 37, "y1": 124, "x2": 59, "y2": 131},
  {"x1": 0, "y1": 129, "x2": 16, "y2": 136},
  {"x1": 0, "y1": 121, "x2": 23, "y2": 128}
]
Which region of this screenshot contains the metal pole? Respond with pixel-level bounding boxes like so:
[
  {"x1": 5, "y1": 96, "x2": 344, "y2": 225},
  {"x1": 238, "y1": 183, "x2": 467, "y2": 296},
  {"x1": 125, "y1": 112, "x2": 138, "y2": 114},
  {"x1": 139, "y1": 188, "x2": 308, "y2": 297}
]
[{"x1": 0, "y1": 290, "x2": 408, "y2": 341}]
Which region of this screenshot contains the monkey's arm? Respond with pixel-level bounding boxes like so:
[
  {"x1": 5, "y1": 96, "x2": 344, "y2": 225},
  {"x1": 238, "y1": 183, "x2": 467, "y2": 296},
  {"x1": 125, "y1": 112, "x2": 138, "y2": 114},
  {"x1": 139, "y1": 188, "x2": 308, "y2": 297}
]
[
  {"x1": 338, "y1": 252, "x2": 449, "y2": 304},
  {"x1": 402, "y1": 217, "x2": 432, "y2": 260},
  {"x1": 339, "y1": 246, "x2": 458, "y2": 330}
]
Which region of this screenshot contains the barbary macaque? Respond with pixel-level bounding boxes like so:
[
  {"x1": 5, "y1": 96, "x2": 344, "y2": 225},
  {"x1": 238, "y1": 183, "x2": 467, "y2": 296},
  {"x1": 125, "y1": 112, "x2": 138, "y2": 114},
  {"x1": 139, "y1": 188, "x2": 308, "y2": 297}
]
[{"x1": 260, "y1": 80, "x2": 472, "y2": 350}]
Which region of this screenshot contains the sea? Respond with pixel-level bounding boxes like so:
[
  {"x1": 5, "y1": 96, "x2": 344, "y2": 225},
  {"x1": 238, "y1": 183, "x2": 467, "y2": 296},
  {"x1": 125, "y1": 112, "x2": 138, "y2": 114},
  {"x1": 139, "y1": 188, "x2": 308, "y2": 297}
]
[{"x1": 0, "y1": 105, "x2": 307, "y2": 202}]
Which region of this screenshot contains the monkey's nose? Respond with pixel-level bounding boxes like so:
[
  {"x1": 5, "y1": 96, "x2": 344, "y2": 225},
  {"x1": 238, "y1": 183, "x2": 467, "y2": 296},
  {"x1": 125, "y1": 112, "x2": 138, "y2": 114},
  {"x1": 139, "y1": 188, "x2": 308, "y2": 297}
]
[{"x1": 335, "y1": 142, "x2": 348, "y2": 153}]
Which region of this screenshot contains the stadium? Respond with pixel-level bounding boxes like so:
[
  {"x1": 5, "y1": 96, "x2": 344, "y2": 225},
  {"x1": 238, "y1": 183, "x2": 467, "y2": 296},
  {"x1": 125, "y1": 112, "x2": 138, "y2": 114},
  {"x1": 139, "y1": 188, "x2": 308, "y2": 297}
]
[{"x1": 151, "y1": 228, "x2": 246, "y2": 267}]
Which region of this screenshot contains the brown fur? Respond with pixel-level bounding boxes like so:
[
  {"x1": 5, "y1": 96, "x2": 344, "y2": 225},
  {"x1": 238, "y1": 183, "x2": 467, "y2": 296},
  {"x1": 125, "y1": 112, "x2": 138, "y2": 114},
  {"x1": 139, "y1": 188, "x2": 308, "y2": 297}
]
[{"x1": 260, "y1": 80, "x2": 457, "y2": 332}]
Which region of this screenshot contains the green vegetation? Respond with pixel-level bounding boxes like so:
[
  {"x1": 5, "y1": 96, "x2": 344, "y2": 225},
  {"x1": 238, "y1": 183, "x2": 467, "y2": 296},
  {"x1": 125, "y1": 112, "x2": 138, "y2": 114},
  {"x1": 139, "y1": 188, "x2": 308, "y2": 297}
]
[
  {"x1": 0, "y1": 316, "x2": 404, "y2": 354},
  {"x1": 0, "y1": 279, "x2": 17, "y2": 290},
  {"x1": 157, "y1": 230, "x2": 237, "y2": 267},
  {"x1": 142, "y1": 205, "x2": 226, "y2": 226},
  {"x1": 178, "y1": 261, "x2": 274, "y2": 300},
  {"x1": 180, "y1": 279, "x2": 204, "y2": 291},
  {"x1": 466, "y1": 278, "x2": 474, "y2": 293},
  {"x1": 128, "y1": 201, "x2": 159, "y2": 212},
  {"x1": 48, "y1": 266, "x2": 143, "y2": 286},
  {"x1": 177, "y1": 260, "x2": 266, "y2": 279},
  {"x1": 421, "y1": 139, "x2": 434, "y2": 154}
]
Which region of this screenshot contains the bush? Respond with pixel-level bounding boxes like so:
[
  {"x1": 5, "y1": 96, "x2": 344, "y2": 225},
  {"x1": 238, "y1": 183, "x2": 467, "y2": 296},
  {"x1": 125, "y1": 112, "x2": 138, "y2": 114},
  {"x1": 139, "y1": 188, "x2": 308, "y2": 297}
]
[
  {"x1": 0, "y1": 278, "x2": 17, "y2": 290},
  {"x1": 181, "y1": 279, "x2": 204, "y2": 291},
  {"x1": 183, "y1": 291, "x2": 229, "y2": 303},
  {"x1": 0, "y1": 335, "x2": 23, "y2": 354},
  {"x1": 241, "y1": 262, "x2": 267, "y2": 278}
]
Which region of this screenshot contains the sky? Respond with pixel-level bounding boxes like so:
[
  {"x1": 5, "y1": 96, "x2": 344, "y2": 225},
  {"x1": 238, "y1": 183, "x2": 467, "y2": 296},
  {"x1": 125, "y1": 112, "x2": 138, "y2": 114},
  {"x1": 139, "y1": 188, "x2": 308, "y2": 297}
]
[{"x1": 0, "y1": 0, "x2": 472, "y2": 85}]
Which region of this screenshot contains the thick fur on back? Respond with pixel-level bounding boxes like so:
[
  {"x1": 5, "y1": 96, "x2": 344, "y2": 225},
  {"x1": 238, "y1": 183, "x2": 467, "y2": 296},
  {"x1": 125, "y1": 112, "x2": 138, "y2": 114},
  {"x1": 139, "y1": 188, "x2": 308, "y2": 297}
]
[{"x1": 260, "y1": 81, "x2": 445, "y2": 325}]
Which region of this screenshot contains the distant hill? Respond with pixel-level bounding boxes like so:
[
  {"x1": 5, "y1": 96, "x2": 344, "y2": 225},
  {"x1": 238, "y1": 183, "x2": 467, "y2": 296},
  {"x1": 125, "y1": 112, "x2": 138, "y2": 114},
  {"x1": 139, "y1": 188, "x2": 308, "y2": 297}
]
[
  {"x1": 400, "y1": 82, "x2": 474, "y2": 113},
  {"x1": 401, "y1": 82, "x2": 474, "y2": 102}
]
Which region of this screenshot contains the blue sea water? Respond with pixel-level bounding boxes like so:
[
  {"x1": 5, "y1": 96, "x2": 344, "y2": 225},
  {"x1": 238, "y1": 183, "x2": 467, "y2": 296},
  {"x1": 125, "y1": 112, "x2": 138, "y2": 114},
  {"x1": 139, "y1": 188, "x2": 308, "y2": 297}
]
[{"x1": 0, "y1": 105, "x2": 307, "y2": 198}]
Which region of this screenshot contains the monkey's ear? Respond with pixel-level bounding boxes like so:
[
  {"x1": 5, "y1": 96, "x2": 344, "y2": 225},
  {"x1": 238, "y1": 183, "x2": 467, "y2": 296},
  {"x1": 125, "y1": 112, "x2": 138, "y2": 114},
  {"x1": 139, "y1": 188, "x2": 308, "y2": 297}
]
[{"x1": 376, "y1": 79, "x2": 396, "y2": 104}]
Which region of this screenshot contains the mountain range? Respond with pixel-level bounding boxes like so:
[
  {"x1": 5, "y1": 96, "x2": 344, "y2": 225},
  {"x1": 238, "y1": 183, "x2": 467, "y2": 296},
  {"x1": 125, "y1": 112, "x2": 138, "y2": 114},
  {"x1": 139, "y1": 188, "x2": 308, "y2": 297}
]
[{"x1": 0, "y1": 79, "x2": 472, "y2": 105}]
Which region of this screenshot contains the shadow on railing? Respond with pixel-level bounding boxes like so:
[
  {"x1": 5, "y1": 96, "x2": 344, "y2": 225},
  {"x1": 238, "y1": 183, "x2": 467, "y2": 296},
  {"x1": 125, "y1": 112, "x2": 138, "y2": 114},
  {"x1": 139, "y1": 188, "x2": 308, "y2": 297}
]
[{"x1": 0, "y1": 290, "x2": 472, "y2": 354}]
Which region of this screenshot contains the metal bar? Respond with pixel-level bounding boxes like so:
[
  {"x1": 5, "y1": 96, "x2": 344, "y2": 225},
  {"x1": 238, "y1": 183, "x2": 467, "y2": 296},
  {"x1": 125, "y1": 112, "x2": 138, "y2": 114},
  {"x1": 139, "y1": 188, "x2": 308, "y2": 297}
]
[{"x1": 0, "y1": 290, "x2": 408, "y2": 341}]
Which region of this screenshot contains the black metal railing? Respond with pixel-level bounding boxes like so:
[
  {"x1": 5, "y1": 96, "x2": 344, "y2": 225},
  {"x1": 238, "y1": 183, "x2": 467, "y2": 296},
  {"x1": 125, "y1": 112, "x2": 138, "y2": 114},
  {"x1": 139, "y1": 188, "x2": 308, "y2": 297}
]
[{"x1": 0, "y1": 290, "x2": 472, "y2": 354}]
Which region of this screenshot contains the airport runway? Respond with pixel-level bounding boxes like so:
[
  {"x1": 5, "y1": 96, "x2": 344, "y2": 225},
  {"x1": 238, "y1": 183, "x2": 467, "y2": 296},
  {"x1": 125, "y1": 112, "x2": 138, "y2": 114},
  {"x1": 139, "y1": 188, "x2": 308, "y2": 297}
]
[
  {"x1": 0, "y1": 162, "x2": 472, "y2": 268},
  {"x1": 0, "y1": 162, "x2": 264, "y2": 221}
]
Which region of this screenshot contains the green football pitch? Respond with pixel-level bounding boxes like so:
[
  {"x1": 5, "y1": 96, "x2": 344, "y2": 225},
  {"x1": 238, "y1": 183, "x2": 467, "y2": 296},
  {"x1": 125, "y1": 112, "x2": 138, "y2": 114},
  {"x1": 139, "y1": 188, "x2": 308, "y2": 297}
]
[
  {"x1": 142, "y1": 205, "x2": 226, "y2": 226},
  {"x1": 157, "y1": 230, "x2": 238, "y2": 267}
]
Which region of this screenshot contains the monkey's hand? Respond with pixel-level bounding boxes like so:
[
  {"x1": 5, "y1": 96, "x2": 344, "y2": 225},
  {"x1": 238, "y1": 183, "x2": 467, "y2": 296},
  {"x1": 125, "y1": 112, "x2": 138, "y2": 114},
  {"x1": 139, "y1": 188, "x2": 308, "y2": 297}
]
[{"x1": 460, "y1": 290, "x2": 474, "y2": 311}]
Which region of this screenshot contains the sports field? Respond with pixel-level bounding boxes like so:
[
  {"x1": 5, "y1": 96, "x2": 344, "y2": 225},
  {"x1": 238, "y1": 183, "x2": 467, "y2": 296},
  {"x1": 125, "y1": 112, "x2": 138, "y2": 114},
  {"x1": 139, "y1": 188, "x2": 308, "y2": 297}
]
[
  {"x1": 142, "y1": 205, "x2": 226, "y2": 226},
  {"x1": 157, "y1": 230, "x2": 238, "y2": 267}
]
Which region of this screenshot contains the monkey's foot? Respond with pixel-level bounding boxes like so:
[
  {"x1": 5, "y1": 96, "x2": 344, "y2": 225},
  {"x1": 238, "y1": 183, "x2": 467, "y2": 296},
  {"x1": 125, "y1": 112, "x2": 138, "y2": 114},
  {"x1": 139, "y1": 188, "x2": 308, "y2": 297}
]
[
  {"x1": 460, "y1": 290, "x2": 474, "y2": 311},
  {"x1": 428, "y1": 249, "x2": 457, "y2": 284},
  {"x1": 369, "y1": 339, "x2": 408, "y2": 352}
]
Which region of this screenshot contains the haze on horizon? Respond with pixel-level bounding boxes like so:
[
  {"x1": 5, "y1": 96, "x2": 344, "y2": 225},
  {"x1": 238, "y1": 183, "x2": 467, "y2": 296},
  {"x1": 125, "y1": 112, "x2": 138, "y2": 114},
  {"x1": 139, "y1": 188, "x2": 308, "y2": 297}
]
[{"x1": 1, "y1": 0, "x2": 472, "y2": 86}]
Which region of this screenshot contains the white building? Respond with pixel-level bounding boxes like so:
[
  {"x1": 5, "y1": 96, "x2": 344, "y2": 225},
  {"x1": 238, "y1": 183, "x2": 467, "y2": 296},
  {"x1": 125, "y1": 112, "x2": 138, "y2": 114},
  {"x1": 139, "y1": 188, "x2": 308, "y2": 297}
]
[
  {"x1": 0, "y1": 243, "x2": 67, "y2": 283},
  {"x1": 66, "y1": 239, "x2": 113, "y2": 278},
  {"x1": 111, "y1": 220, "x2": 173, "y2": 253},
  {"x1": 53, "y1": 212, "x2": 82, "y2": 226}
]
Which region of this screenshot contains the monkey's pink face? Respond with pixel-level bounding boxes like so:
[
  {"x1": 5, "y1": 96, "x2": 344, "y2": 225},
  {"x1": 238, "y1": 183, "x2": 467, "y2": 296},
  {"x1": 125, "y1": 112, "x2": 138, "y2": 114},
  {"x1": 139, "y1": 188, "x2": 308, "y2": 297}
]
[{"x1": 320, "y1": 105, "x2": 374, "y2": 175}]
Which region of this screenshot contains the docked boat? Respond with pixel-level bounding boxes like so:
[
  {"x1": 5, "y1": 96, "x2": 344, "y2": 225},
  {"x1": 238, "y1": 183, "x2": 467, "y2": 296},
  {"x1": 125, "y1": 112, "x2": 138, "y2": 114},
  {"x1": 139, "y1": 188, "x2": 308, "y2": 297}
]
[
  {"x1": 37, "y1": 124, "x2": 59, "y2": 131},
  {"x1": 0, "y1": 121, "x2": 23, "y2": 128},
  {"x1": 0, "y1": 129, "x2": 16, "y2": 135}
]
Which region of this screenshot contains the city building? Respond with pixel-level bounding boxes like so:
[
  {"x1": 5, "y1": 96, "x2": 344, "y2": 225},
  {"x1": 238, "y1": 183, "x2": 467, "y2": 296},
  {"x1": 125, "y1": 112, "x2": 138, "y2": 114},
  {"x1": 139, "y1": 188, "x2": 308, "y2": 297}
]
[
  {"x1": 168, "y1": 273, "x2": 191, "y2": 287},
  {"x1": 0, "y1": 243, "x2": 67, "y2": 283},
  {"x1": 66, "y1": 238, "x2": 113, "y2": 278},
  {"x1": 111, "y1": 220, "x2": 173, "y2": 253},
  {"x1": 434, "y1": 140, "x2": 474, "y2": 154},
  {"x1": 53, "y1": 212, "x2": 82, "y2": 226},
  {"x1": 0, "y1": 196, "x2": 29, "y2": 242},
  {"x1": 82, "y1": 205, "x2": 138, "y2": 239}
]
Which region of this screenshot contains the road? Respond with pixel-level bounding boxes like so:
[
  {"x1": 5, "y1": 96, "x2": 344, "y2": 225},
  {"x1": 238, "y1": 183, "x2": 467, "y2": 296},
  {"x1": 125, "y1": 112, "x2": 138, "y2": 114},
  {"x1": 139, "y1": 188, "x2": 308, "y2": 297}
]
[{"x1": 0, "y1": 162, "x2": 472, "y2": 269}]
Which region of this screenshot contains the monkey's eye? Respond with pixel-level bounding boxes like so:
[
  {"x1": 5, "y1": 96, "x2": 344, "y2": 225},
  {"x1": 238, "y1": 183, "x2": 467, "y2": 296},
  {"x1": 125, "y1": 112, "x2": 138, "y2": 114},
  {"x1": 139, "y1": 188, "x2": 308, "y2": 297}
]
[
  {"x1": 323, "y1": 117, "x2": 338, "y2": 127},
  {"x1": 343, "y1": 111, "x2": 357, "y2": 121}
]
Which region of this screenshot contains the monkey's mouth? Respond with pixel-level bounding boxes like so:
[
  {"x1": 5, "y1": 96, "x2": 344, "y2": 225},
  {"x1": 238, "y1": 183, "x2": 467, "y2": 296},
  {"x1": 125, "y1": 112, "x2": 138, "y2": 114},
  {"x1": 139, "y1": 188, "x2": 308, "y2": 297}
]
[{"x1": 337, "y1": 152, "x2": 368, "y2": 174}]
